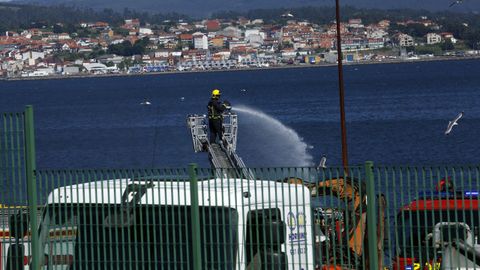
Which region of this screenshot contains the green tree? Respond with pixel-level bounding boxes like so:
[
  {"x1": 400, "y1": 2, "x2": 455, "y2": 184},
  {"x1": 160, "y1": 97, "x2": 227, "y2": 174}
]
[
  {"x1": 64, "y1": 23, "x2": 77, "y2": 34},
  {"x1": 113, "y1": 27, "x2": 129, "y2": 37},
  {"x1": 415, "y1": 44, "x2": 442, "y2": 55},
  {"x1": 118, "y1": 61, "x2": 126, "y2": 70},
  {"x1": 440, "y1": 39, "x2": 454, "y2": 51},
  {"x1": 53, "y1": 24, "x2": 64, "y2": 33},
  {"x1": 107, "y1": 37, "x2": 150, "y2": 56},
  {"x1": 462, "y1": 29, "x2": 480, "y2": 49},
  {"x1": 108, "y1": 41, "x2": 133, "y2": 56},
  {"x1": 408, "y1": 23, "x2": 430, "y2": 37},
  {"x1": 54, "y1": 51, "x2": 79, "y2": 62},
  {"x1": 389, "y1": 23, "x2": 430, "y2": 38},
  {"x1": 132, "y1": 37, "x2": 150, "y2": 54},
  {"x1": 76, "y1": 29, "x2": 91, "y2": 38},
  {"x1": 85, "y1": 46, "x2": 106, "y2": 59}
]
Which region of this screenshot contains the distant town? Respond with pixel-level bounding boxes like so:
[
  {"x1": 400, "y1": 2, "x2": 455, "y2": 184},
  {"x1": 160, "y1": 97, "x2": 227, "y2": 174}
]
[{"x1": 1, "y1": 14, "x2": 478, "y2": 79}]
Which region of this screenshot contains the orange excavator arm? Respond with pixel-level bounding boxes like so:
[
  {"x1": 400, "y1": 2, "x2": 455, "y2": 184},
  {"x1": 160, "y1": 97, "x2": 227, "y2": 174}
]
[
  {"x1": 282, "y1": 176, "x2": 385, "y2": 269},
  {"x1": 316, "y1": 178, "x2": 367, "y2": 257}
]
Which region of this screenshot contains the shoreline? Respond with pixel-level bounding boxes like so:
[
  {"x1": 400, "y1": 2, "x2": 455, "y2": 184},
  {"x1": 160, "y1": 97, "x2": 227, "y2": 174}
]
[{"x1": 1, "y1": 55, "x2": 479, "y2": 82}]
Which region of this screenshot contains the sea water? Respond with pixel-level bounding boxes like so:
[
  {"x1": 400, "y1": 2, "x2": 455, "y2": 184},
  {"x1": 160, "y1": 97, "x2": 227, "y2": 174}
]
[{"x1": 0, "y1": 59, "x2": 479, "y2": 169}]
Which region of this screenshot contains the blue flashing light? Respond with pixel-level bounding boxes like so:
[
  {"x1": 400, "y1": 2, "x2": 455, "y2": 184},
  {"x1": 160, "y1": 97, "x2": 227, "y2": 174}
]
[
  {"x1": 405, "y1": 266, "x2": 413, "y2": 270},
  {"x1": 418, "y1": 190, "x2": 479, "y2": 199}
]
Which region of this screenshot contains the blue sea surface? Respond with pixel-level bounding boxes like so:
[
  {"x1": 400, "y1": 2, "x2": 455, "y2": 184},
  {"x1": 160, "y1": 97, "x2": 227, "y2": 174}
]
[{"x1": 1, "y1": 59, "x2": 479, "y2": 169}]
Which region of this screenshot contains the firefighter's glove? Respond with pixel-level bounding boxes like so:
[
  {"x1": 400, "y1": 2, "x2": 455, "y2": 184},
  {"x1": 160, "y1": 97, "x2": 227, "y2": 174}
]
[{"x1": 223, "y1": 100, "x2": 232, "y2": 111}]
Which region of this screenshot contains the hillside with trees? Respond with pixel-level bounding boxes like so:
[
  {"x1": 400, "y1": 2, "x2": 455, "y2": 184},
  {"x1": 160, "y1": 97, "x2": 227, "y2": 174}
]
[{"x1": 1, "y1": 3, "x2": 479, "y2": 50}]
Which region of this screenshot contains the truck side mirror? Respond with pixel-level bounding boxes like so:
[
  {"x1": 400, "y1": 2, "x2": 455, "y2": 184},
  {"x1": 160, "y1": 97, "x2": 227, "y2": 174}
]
[
  {"x1": 246, "y1": 209, "x2": 289, "y2": 269},
  {"x1": 9, "y1": 210, "x2": 29, "y2": 240},
  {"x1": 260, "y1": 214, "x2": 287, "y2": 269},
  {"x1": 261, "y1": 219, "x2": 286, "y2": 247}
]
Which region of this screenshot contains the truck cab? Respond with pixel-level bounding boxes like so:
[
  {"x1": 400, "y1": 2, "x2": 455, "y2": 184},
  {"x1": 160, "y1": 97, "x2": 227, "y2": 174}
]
[
  {"x1": 393, "y1": 182, "x2": 480, "y2": 270},
  {"x1": 5, "y1": 177, "x2": 315, "y2": 270}
]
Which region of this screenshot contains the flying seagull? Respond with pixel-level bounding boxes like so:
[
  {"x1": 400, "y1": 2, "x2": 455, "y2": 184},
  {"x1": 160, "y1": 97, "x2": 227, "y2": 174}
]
[
  {"x1": 140, "y1": 98, "x2": 151, "y2": 105},
  {"x1": 449, "y1": 0, "x2": 463, "y2": 7},
  {"x1": 317, "y1": 155, "x2": 327, "y2": 169},
  {"x1": 281, "y1": 12, "x2": 294, "y2": 18},
  {"x1": 445, "y1": 112, "x2": 463, "y2": 135}
]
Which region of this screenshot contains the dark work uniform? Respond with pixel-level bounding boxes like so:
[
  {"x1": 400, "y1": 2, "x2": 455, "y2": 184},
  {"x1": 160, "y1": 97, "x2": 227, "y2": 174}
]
[{"x1": 207, "y1": 98, "x2": 226, "y2": 144}]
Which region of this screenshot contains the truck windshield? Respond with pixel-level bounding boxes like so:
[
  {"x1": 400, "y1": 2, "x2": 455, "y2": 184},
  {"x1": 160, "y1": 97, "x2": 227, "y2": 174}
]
[
  {"x1": 38, "y1": 203, "x2": 239, "y2": 269},
  {"x1": 396, "y1": 209, "x2": 479, "y2": 260}
]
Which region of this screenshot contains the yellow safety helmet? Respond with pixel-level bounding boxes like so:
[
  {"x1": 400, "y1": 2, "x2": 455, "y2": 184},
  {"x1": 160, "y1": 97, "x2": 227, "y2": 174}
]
[{"x1": 212, "y1": 89, "x2": 221, "y2": 97}]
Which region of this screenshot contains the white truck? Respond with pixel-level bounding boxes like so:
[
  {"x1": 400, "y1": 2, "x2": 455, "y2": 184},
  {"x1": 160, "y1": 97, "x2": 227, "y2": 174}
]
[{"x1": 3, "y1": 177, "x2": 316, "y2": 270}]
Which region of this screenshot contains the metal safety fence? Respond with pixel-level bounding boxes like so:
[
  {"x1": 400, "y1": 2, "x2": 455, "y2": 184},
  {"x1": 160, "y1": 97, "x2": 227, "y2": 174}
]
[
  {"x1": 31, "y1": 167, "x2": 317, "y2": 270},
  {"x1": 372, "y1": 165, "x2": 480, "y2": 270},
  {"x1": 0, "y1": 106, "x2": 479, "y2": 270},
  {"x1": 1, "y1": 108, "x2": 27, "y2": 206},
  {"x1": 0, "y1": 105, "x2": 41, "y2": 270},
  {"x1": 2, "y1": 165, "x2": 479, "y2": 270}
]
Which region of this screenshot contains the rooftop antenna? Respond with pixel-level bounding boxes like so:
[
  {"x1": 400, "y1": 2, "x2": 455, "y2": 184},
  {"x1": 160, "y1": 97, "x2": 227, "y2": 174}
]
[{"x1": 335, "y1": 0, "x2": 349, "y2": 172}]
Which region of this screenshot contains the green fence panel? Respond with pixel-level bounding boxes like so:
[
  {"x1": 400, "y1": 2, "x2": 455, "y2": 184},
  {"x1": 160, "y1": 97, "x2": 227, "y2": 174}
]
[
  {"x1": 0, "y1": 109, "x2": 28, "y2": 270},
  {"x1": 34, "y1": 167, "x2": 319, "y2": 270},
  {"x1": 0, "y1": 106, "x2": 40, "y2": 270},
  {"x1": 311, "y1": 165, "x2": 371, "y2": 270},
  {"x1": 0, "y1": 110, "x2": 27, "y2": 207},
  {"x1": 374, "y1": 165, "x2": 480, "y2": 270},
  {"x1": 2, "y1": 106, "x2": 479, "y2": 270},
  {"x1": 6, "y1": 162, "x2": 480, "y2": 270}
]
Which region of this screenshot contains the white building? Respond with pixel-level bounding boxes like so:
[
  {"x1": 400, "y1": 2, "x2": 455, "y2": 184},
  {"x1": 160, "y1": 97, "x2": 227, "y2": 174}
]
[
  {"x1": 22, "y1": 51, "x2": 45, "y2": 66},
  {"x1": 58, "y1": 33, "x2": 71, "y2": 40},
  {"x1": 348, "y1": 18, "x2": 364, "y2": 28},
  {"x1": 398, "y1": 34, "x2": 414, "y2": 47},
  {"x1": 367, "y1": 38, "x2": 385, "y2": 49},
  {"x1": 228, "y1": 40, "x2": 247, "y2": 50},
  {"x1": 193, "y1": 32, "x2": 208, "y2": 50},
  {"x1": 281, "y1": 50, "x2": 297, "y2": 58},
  {"x1": 367, "y1": 29, "x2": 388, "y2": 39},
  {"x1": 293, "y1": 41, "x2": 307, "y2": 50},
  {"x1": 97, "y1": 54, "x2": 125, "y2": 65},
  {"x1": 218, "y1": 26, "x2": 243, "y2": 39},
  {"x1": 22, "y1": 51, "x2": 45, "y2": 61},
  {"x1": 426, "y1": 33, "x2": 442, "y2": 44},
  {"x1": 139, "y1": 28, "x2": 153, "y2": 35},
  {"x1": 83, "y1": 63, "x2": 108, "y2": 73},
  {"x1": 441, "y1": 33, "x2": 457, "y2": 44},
  {"x1": 246, "y1": 34, "x2": 264, "y2": 48},
  {"x1": 213, "y1": 50, "x2": 231, "y2": 60},
  {"x1": 251, "y1": 19, "x2": 264, "y2": 25},
  {"x1": 245, "y1": 29, "x2": 260, "y2": 38},
  {"x1": 63, "y1": 66, "x2": 80, "y2": 75},
  {"x1": 24, "y1": 67, "x2": 55, "y2": 77},
  {"x1": 154, "y1": 50, "x2": 170, "y2": 58},
  {"x1": 157, "y1": 34, "x2": 176, "y2": 45}
]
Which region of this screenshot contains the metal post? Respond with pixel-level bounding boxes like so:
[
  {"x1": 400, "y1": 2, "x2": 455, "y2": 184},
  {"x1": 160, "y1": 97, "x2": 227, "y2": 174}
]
[
  {"x1": 188, "y1": 163, "x2": 202, "y2": 270},
  {"x1": 365, "y1": 161, "x2": 378, "y2": 270},
  {"x1": 335, "y1": 0, "x2": 349, "y2": 171},
  {"x1": 24, "y1": 105, "x2": 40, "y2": 270}
]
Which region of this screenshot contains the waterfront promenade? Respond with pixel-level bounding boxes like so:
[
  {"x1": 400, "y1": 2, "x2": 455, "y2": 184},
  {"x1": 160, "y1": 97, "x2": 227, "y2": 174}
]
[{"x1": 2, "y1": 54, "x2": 479, "y2": 82}]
